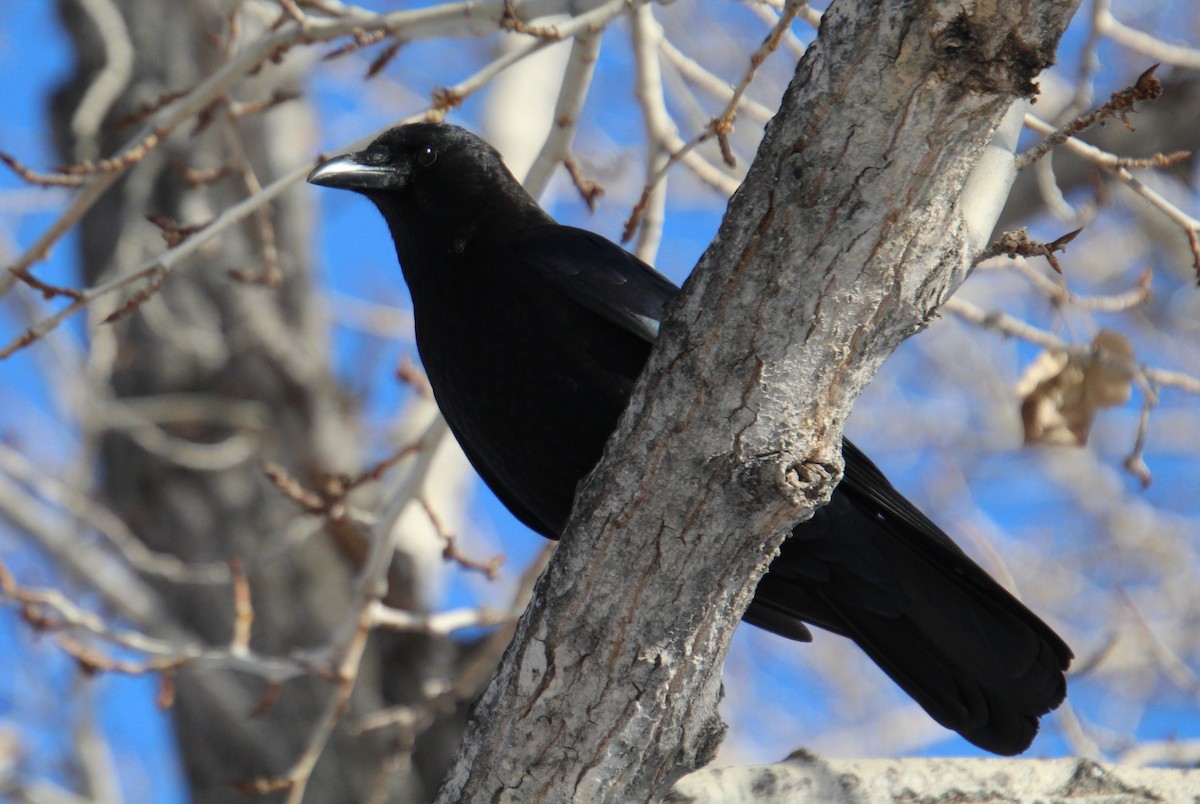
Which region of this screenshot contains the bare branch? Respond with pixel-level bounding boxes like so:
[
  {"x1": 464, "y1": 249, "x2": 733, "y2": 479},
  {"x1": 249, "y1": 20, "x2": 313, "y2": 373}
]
[{"x1": 1017, "y1": 64, "x2": 1163, "y2": 169}]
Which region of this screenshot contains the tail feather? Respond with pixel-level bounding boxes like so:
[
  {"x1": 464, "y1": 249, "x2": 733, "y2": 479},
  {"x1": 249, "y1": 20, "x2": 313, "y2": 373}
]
[{"x1": 752, "y1": 445, "x2": 1072, "y2": 755}]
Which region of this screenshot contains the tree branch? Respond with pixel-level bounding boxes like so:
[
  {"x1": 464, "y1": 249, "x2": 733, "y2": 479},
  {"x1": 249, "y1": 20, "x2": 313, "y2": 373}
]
[{"x1": 669, "y1": 754, "x2": 1200, "y2": 802}]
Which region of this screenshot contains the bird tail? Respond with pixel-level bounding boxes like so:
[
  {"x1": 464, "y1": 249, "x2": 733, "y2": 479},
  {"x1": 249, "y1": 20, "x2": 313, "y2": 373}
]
[{"x1": 746, "y1": 477, "x2": 1071, "y2": 755}]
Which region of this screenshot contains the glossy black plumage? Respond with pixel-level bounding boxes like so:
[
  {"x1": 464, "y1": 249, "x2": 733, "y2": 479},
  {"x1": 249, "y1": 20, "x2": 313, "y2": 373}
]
[{"x1": 308, "y1": 122, "x2": 1072, "y2": 755}]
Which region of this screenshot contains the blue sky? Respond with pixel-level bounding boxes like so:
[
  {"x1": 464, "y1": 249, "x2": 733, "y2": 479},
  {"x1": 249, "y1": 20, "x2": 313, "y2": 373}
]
[{"x1": 2, "y1": 2, "x2": 1199, "y2": 800}]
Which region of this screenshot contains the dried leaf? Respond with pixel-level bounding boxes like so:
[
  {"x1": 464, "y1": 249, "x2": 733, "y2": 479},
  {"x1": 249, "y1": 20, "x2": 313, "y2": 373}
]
[{"x1": 1017, "y1": 329, "x2": 1136, "y2": 446}]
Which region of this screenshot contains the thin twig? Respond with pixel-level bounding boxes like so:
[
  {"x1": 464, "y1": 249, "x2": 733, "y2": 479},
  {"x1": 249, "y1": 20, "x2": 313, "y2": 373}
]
[
  {"x1": 523, "y1": 32, "x2": 603, "y2": 198},
  {"x1": 1123, "y1": 392, "x2": 1154, "y2": 488},
  {"x1": 420, "y1": 496, "x2": 504, "y2": 580},
  {"x1": 1023, "y1": 111, "x2": 1200, "y2": 281},
  {"x1": 1, "y1": 266, "x2": 165, "y2": 358},
  {"x1": 2, "y1": 1, "x2": 636, "y2": 296},
  {"x1": 0, "y1": 442, "x2": 229, "y2": 584},
  {"x1": 1098, "y1": 9, "x2": 1200, "y2": 69},
  {"x1": 230, "y1": 557, "x2": 255, "y2": 655},
  {"x1": 1016, "y1": 64, "x2": 1164, "y2": 169}
]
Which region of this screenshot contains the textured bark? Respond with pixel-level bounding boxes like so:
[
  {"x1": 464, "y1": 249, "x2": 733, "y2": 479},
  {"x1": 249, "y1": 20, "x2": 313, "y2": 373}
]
[
  {"x1": 669, "y1": 754, "x2": 1200, "y2": 802},
  {"x1": 50, "y1": 1, "x2": 468, "y2": 800},
  {"x1": 438, "y1": 1, "x2": 1081, "y2": 801}
]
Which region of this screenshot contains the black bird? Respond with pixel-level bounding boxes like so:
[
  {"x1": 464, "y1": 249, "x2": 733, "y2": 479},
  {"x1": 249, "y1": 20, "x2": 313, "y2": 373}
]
[{"x1": 308, "y1": 122, "x2": 1072, "y2": 755}]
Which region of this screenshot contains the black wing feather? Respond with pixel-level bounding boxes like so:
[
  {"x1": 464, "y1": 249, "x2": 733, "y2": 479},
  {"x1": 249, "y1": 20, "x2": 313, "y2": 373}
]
[{"x1": 515, "y1": 225, "x2": 677, "y2": 345}]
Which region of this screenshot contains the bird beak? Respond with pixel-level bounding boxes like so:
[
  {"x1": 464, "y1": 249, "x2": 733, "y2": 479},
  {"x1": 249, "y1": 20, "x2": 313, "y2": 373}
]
[{"x1": 307, "y1": 153, "x2": 400, "y2": 191}]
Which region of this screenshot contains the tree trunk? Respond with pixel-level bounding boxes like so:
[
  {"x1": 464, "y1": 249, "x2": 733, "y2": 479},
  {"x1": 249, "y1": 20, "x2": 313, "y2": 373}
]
[
  {"x1": 438, "y1": 1, "x2": 1081, "y2": 801},
  {"x1": 50, "y1": 0, "x2": 467, "y2": 800}
]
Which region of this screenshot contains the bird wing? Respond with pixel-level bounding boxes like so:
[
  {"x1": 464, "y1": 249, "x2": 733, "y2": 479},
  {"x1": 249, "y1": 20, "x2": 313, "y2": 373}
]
[
  {"x1": 514, "y1": 224, "x2": 677, "y2": 345},
  {"x1": 758, "y1": 443, "x2": 1072, "y2": 755},
  {"x1": 838, "y1": 440, "x2": 963, "y2": 554},
  {"x1": 516, "y1": 220, "x2": 1070, "y2": 754}
]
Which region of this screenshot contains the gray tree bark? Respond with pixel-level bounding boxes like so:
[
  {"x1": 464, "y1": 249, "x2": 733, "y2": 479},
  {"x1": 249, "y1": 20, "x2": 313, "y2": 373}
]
[
  {"x1": 437, "y1": 1, "x2": 1081, "y2": 801},
  {"x1": 50, "y1": 0, "x2": 469, "y2": 800},
  {"x1": 669, "y1": 754, "x2": 1200, "y2": 802}
]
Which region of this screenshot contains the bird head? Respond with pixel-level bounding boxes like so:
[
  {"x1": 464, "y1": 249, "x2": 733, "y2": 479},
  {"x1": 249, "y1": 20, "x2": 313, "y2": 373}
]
[
  {"x1": 308, "y1": 122, "x2": 548, "y2": 263},
  {"x1": 309, "y1": 122, "x2": 524, "y2": 211}
]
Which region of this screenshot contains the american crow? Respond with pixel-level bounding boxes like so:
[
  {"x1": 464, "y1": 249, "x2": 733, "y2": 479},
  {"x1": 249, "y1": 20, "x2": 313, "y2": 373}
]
[{"x1": 309, "y1": 122, "x2": 1072, "y2": 755}]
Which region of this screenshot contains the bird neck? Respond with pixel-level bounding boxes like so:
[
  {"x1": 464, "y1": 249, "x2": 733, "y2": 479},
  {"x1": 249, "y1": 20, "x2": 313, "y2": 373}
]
[{"x1": 383, "y1": 190, "x2": 547, "y2": 257}]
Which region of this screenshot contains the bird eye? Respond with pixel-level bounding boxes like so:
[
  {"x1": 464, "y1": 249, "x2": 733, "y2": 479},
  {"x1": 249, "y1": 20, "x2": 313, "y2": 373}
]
[{"x1": 416, "y1": 146, "x2": 437, "y2": 167}]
